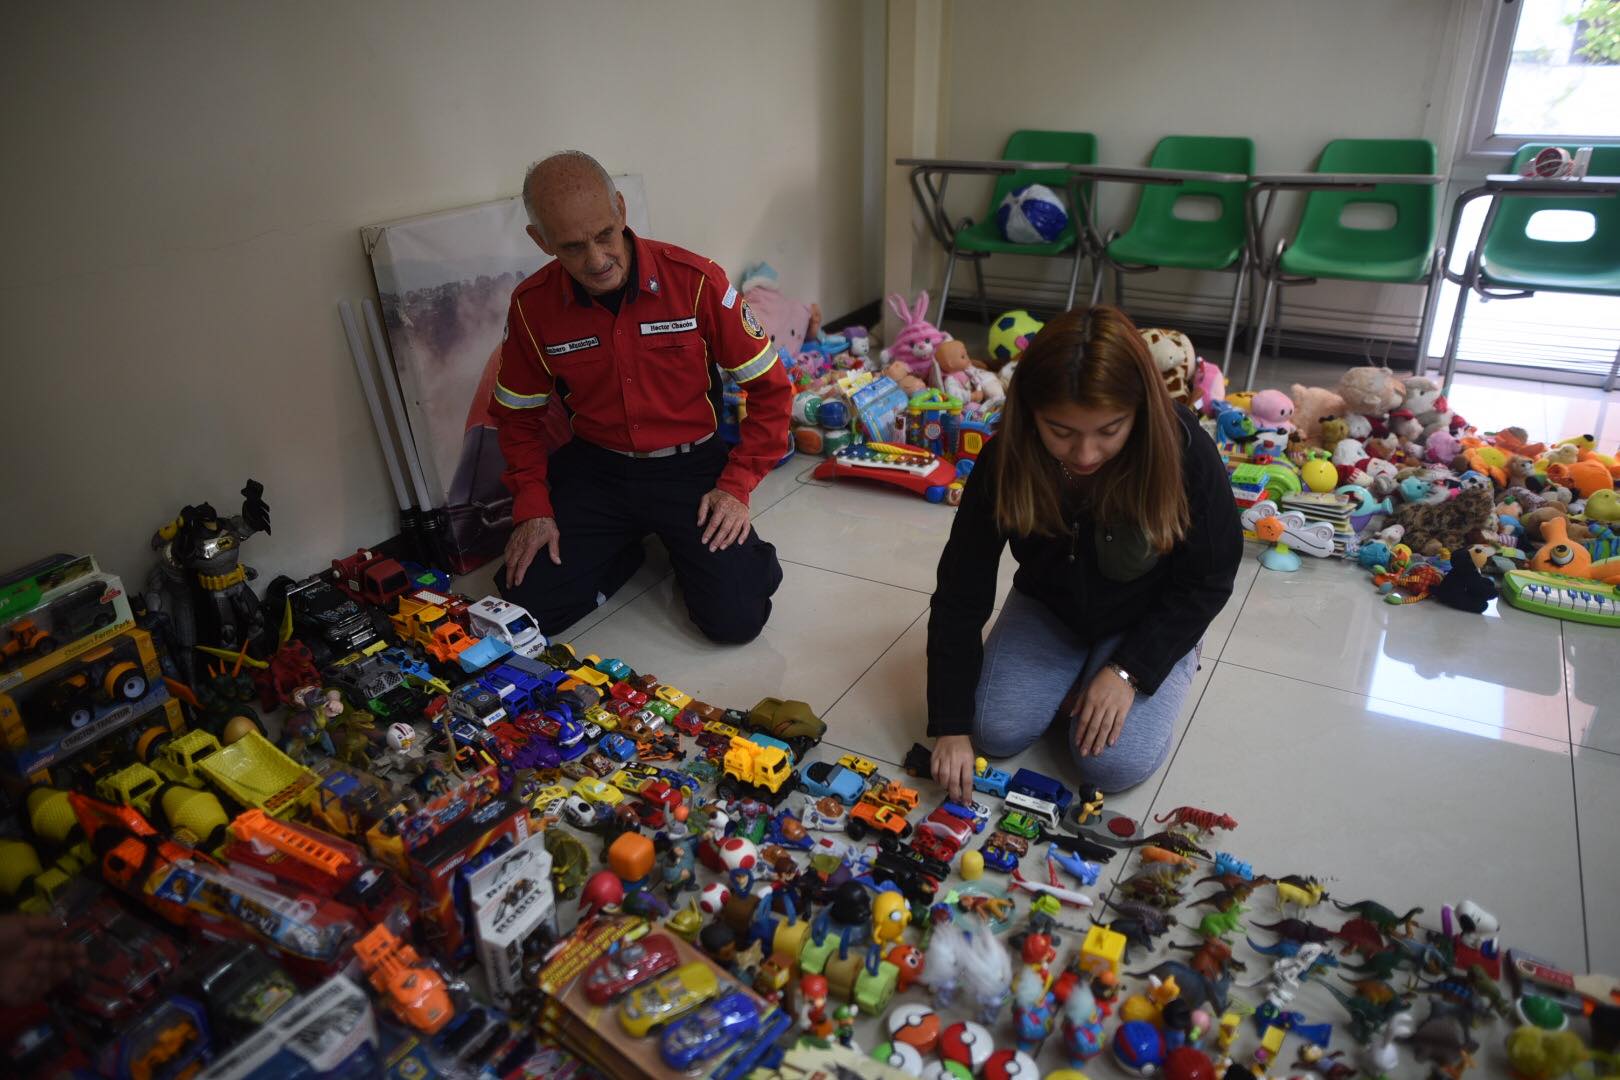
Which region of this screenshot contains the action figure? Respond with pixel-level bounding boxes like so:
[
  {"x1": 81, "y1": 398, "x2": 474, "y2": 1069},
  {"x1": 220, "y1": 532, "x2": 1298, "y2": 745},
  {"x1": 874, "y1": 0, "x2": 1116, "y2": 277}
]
[{"x1": 148, "y1": 480, "x2": 271, "y2": 681}]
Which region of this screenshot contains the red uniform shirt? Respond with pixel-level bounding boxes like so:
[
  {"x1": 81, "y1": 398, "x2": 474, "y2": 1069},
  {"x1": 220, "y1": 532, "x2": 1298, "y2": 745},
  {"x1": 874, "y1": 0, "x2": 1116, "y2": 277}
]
[{"x1": 491, "y1": 231, "x2": 790, "y2": 523}]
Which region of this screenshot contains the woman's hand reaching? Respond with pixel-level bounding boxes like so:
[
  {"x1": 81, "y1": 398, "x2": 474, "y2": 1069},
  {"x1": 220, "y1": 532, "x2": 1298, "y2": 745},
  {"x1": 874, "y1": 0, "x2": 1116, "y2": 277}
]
[
  {"x1": 1072, "y1": 666, "x2": 1135, "y2": 757},
  {"x1": 931, "y1": 734, "x2": 976, "y2": 804}
]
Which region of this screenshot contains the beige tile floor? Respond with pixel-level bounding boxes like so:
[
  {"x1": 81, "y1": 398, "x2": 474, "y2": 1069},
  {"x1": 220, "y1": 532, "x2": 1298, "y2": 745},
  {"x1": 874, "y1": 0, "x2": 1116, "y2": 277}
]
[{"x1": 458, "y1": 360, "x2": 1618, "y2": 1075}]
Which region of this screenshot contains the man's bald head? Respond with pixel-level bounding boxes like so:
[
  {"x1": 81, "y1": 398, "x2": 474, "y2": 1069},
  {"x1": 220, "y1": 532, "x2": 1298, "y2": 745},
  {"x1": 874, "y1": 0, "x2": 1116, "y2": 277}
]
[{"x1": 521, "y1": 151, "x2": 630, "y2": 295}]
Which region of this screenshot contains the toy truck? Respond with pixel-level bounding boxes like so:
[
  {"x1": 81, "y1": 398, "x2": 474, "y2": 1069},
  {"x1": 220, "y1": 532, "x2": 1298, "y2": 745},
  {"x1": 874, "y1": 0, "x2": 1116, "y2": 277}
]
[
  {"x1": 327, "y1": 649, "x2": 406, "y2": 707},
  {"x1": 328, "y1": 549, "x2": 412, "y2": 609},
  {"x1": 465, "y1": 597, "x2": 546, "y2": 659},
  {"x1": 742, "y1": 697, "x2": 826, "y2": 759},
  {"x1": 391, "y1": 594, "x2": 477, "y2": 667},
  {"x1": 283, "y1": 575, "x2": 390, "y2": 662},
  {"x1": 477, "y1": 656, "x2": 567, "y2": 716},
  {"x1": 845, "y1": 781, "x2": 919, "y2": 841},
  {"x1": 175, "y1": 729, "x2": 318, "y2": 819},
  {"x1": 717, "y1": 735, "x2": 797, "y2": 804}
]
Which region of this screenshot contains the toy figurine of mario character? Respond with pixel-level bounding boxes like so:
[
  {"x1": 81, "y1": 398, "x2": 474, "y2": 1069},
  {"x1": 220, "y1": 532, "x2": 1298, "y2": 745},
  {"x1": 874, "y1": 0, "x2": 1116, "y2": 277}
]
[{"x1": 797, "y1": 974, "x2": 833, "y2": 1038}]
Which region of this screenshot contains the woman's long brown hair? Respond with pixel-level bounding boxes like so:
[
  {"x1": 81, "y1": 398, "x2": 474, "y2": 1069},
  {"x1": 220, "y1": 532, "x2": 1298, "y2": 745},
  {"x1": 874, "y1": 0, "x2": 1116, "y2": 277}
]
[{"x1": 989, "y1": 305, "x2": 1189, "y2": 552}]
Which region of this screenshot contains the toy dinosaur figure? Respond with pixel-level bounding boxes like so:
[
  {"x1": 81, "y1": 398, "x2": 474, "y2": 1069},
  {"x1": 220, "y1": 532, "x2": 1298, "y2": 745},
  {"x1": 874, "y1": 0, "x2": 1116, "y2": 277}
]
[
  {"x1": 1103, "y1": 896, "x2": 1176, "y2": 936},
  {"x1": 1193, "y1": 887, "x2": 1249, "y2": 913},
  {"x1": 1335, "y1": 916, "x2": 1389, "y2": 956},
  {"x1": 1118, "y1": 876, "x2": 1185, "y2": 910},
  {"x1": 1273, "y1": 874, "x2": 1328, "y2": 910},
  {"x1": 1120, "y1": 863, "x2": 1187, "y2": 890},
  {"x1": 1372, "y1": 562, "x2": 1446, "y2": 605},
  {"x1": 1196, "y1": 906, "x2": 1246, "y2": 941},
  {"x1": 1466, "y1": 963, "x2": 1513, "y2": 1021},
  {"x1": 1167, "y1": 938, "x2": 1248, "y2": 981},
  {"x1": 1321, "y1": 981, "x2": 1414, "y2": 1046},
  {"x1": 1344, "y1": 946, "x2": 1406, "y2": 982},
  {"x1": 1127, "y1": 959, "x2": 1234, "y2": 1013},
  {"x1": 1197, "y1": 872, "x2": 1270, "y2": 893},
  {"x1": 1341, "y1": 977, "x2": 1402, "y2": 1006},
  {"x1": 1106, "y1": 829, "x2": 1212, "y2": 860},
  {"x1": 1252, "y1": 918, "x2": 1337, "y2": 945},
  {"x1": 1247, "y1": 937, "x2": 1342, "y2": 967},
  {"x1": 1332, "y1": 899, "x2": 1424, "y2": 937},
  {"x1": 1403, "y1": 1011, "x2": 1480, "y2": 1076}
]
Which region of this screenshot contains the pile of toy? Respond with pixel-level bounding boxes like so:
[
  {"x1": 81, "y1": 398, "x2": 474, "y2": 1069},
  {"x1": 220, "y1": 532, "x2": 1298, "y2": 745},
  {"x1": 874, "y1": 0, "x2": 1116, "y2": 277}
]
[{"x1": 1139, "y1": 333, "x2": 1620, "y2": 625}]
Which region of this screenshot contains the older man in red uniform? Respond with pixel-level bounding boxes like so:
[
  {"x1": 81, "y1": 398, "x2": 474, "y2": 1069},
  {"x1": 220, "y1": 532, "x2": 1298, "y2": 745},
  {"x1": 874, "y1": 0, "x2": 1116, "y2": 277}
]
[{"x1": 492, "y1": 151, "x2": 790, "y2": 643}]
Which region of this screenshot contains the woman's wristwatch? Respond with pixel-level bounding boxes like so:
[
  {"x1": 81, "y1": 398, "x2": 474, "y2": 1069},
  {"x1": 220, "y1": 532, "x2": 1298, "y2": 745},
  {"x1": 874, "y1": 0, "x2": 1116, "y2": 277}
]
[{"x1": 1107, "y1": 662, "x2": 1139, "y2": 690}]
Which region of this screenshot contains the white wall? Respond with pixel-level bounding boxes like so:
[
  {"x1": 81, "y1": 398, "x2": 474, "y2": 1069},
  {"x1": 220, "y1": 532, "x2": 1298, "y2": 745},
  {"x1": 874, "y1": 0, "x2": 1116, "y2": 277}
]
[
  {"x1": 927, "y1": 0, "x2": 1487, "y2": 342},
  {"x1": 0, "y1": 0, "x2": 874, "y2": 588}
]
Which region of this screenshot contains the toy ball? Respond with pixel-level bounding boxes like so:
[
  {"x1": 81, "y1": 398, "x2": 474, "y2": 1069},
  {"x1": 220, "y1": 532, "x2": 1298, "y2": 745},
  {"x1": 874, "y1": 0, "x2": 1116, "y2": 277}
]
[
  {"x1": 817, "y1": 399, "x2": 850, "y2": 429},
  {"x1": 1301, "y1": 456, "x2": 1337, "y2": 493},
  {"x1": 1163, "y1": 1046, "x2": 1218, "y2": 1080},
  {"x1": 982, "y1": 1049, "x2": 1040, "y2": 1080},
  {"x1": 1112, "y1": 1020, "x2": 1166, "y2": 1075},
  {"x1": 580, "y1": 870, "x2": 624, "y2": 914},
  {"x1": 872, "y1": 1043, "x2": 925, "y2": 1073},
  {"x1": 888, "y1": 1002, "x2": 941, "y2": 1053},
  {"x1": 919, "y1": 1064, "x2": 972, "y2": 1080},
  {"x1": 718, "y1": 836, "x2": 758, "y2": 873},
  {"x1": 386, "y1": 722, "x2": 416, "y2": 752},
  {"x1": 698, "y1": 881, "x2": 730, "y2": 915},
  {"x1": 989, "y1": 310, "x2": 1044, "y2": 363},
  {"x1": 960, "y1": 849, "x2": 985, "y2": 881},
  {"x1": 996, "y1": 183, "x2": 1069, "y2": 244},
  {"x1": 939, "y1": 1020, "x2": 993, "y2": 1071}
]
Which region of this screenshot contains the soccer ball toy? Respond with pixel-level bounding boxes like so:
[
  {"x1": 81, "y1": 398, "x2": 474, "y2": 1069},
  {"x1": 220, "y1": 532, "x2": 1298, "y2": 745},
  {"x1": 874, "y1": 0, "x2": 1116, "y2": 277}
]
[
  {"x1": 996, "y1": 184, "x2": 1069, "y2": 244},
  {"x1": 988, "y1": 310, "x2": 1044, "y2": 363}
]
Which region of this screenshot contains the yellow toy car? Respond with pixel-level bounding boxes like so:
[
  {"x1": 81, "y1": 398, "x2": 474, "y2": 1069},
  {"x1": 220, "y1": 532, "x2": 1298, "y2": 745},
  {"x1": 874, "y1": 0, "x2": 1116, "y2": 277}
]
[
  {"x1": 572, "y1": 776, "x2": 623, "y2": 807},
  {"x1": 836, "y1": 753, "x2": 880, "y2": 778},
  {"x1": 654, "y1": 685, "x2": 693, "y2": 710},
  {"x1": 528, "y1": 784, "x2": 571, "y2": 816},
  {"x1": 618, "y1": 961, "x2": 720, "y2": 1037}
]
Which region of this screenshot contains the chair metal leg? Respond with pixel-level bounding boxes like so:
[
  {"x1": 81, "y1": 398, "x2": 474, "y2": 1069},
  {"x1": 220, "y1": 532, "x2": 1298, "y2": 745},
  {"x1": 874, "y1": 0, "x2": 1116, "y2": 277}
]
[
  {"x1": 1271, "y1": 290, "x2": 1283, "y2": 363},
  {"x1": 971, "y1": 257, "x2": 991, "y2": 324},
  {"x1": 1113, "y1": 267, "x2": 1125, "y2": 310},
  {"x1": 935, "y1": 248, "x2": 959, "y2": 326},
  {"x1": 1412, "y1": 253, "x2": 1445, "y2": 378},
  {"x1": 1064, "y1": 246, "x2": 1084, "y2": 311},
  {"x1": 1437, "y1": 274, "x2": 1472, "y2": 398},
  {"x1": 1604, "y1": 340, "x2": 1620, "y2": 393},
  {"x1": 1088, "y1": 261, "x2": 1106, "y2": 307},
  {"x1": 1246, "y1": 274, "x2": 1280, "y2": 392},
  {"x1": 1220, "y1": 253, "x2": 1250, "y2": 374}
]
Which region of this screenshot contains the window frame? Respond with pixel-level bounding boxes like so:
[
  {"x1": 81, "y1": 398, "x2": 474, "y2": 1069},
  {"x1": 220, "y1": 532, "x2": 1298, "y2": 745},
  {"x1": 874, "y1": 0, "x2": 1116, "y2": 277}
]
[{"x1": 1465, "y1": 0, "x2": 1620, "y2": 158}]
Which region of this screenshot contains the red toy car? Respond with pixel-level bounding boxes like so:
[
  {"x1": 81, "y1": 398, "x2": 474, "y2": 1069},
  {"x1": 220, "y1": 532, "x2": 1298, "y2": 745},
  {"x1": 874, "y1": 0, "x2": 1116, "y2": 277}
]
[
  {"x1": 610, "y1": 681, "x2": 650, "y2": 707},
  {"x1": 672, "y1": 710, "x2": 706, "y2": 737},
  {"x1": 585, "y1": 933, "x2": 679, "y2": 1004},
  {"x1": 910, "y1": 827, "x2": 961, "y2": 864},
  {"x1": 65, "y1": 894, "x2": 185, "y2": 1028}
]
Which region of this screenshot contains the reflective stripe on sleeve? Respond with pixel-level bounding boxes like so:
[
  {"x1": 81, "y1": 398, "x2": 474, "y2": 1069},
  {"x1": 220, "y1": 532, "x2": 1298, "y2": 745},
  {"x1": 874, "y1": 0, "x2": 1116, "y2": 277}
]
[
  {"x1": 723, "y1": 342, "x2": 778, "y2": 384},
  {"x1": 493, "y1": 382, "x2": 551, "y2": 409}
]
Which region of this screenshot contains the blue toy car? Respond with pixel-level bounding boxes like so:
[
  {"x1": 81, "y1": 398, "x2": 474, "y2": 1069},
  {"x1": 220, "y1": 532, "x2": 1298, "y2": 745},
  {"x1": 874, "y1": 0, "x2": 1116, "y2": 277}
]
[
  {"x1": 659, "y1": 990, "x2": 759, "y2": 1069},
  {"x1": 798, "y1": 761, "x2": 865, "y2": 805},
  {"x1": 972, "y1": 761, "x2": 1011, "y2": 798},
  {"x1": 941, "y1": 799, "x2": 992, "y2": 833},
  {"x1": 380, "y1": 646, "x2": 435, "y2": 684},
  {"x1": 980, "y1": 832, "x2": 1026, "y2": 873},
  {"x1": 1009, "y1": 767, "x2": 1072, "y2": 816},
  {"x1": 599, "y1": 733, "x2": 638, "y2": 763}
]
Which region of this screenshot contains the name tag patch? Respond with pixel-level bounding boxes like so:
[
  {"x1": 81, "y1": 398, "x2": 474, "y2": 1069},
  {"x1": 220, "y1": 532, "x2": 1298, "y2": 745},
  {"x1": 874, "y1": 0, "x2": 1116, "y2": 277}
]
[
  {"x1": 543, "y1": 336, "x2": 600, "y2": 356},
  {"x1": 640, "y1": 317, "x2": 698, "y2": 336},
  {"x1": 721, "y1": 285, "x2": 738, "y2": 309}
]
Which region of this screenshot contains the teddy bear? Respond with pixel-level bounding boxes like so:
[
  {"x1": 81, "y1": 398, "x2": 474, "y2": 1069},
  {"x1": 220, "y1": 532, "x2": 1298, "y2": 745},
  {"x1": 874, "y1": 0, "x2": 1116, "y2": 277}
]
[
  {"x1": 1343, "y1": 413, "x2": 1374, "y2": 440},
  {"x1": 1401, "y1": 375, "x2": 1454, "y2": 436},
  {"x1": 1336, "y1": 366, "x2": 1405, "y2": 419},
  {"x1": 935, "y1": 339, "x2": 1005, "y2": 418},
  {"x1": 883, "y1": 359, "x2": 927, "y2": 396},
  {"x1": 1288, "y1": 384, "x2": 1348, "y2": 443},
  {"x1": 1139, "y1": 328, "x2": 1198, "y2": 407},
  {"x1": 1425, "y1": 428, "x2": 1462, "y2": 467},
  {"x1": 1318, "y1": 416, "x2": 1350, "y2": 447}
]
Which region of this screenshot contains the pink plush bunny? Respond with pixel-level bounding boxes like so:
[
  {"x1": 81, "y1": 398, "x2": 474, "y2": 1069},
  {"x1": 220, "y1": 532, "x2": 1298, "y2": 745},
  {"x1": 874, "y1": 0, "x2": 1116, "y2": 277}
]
[{"x1": 881, "y1": 291, "x2": 949, "y2": 378}]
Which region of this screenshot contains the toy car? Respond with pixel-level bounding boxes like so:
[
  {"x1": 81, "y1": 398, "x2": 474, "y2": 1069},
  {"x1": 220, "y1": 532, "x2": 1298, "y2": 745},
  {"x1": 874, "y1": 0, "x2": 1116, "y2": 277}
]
[
  {"x1": 579, "y1": 750, "x2": 619, "y2": 778},
  {"x1": 643, "y1": 699, "x2": 679, "y2": 723},
  {"x1": 998, "y1": 811, "x2": 1043, "y2": 840},
  {"x1": 654, "y1": 685, "x2": 693, "y2": 710},
  {"x1": 836, "y1": 753, "x2": 880, "y2": 778},
  {"x1": 572, "y1": 776, "x2": 623, "y2": 806},
  {"x1": 593, "y1": 657, "x2": 633, "y2": 681},
  {"x1": 619, "y1": 961, "x2": 720, "y2": 1037},
  {"x1": 910, "y1": 827, "x2": 960, "y2": 864},
  {"x1": 609, "y1": 681, "x2": 649, "y2": 707},
  {"x1": 562, "y1": 794, "x2": 613, "y2": 829},
  {"x1": 973, "y1": 760, "x2": 1011, "y2": 798},
  {"x1": 64, "y1": 893, "x2": 185, "y2": 1028},
  {"x1": 846, "y1": 798, "x2": 912, "y2": 841},
  {"x1": 981, "y1": 830, "x2": 1029, "y2": 873},
  {"x1": 528, "y1": 784, "x2": 570, "y2": 817},
  {"x1": 921, "y1": 806, "x2": 976, "y2": 849},
  {"x1": 799, "y1": 761, "x2": 865, "y2": 805},
  {"x1": 583, "y1": 704, "x2": 619, "y2": 733},
  {"x1": 1009, "y1": 768, "x2": 1073, "y2": 816},
  {"x1": 672, "y1": 710, "x2": 706, "y2": 737},
  {"x1": 638, "y1": 778, "x2": 683, "y2": 814},
  {"x1": 742, "y1": 697, "x2": 827, "y2": 758},
  {"x1": 659, "y1": 989, "x2": 760, "y2": 1069},
  {"x1": 599, "y1": 732, "x2": 639, "y2": 762},
  {"x1": 941, "y1": 799, "x2": 992, "y2": 833},
  {"x1": 584, "y1": 933, "x2": 678, "y2": 1004}
]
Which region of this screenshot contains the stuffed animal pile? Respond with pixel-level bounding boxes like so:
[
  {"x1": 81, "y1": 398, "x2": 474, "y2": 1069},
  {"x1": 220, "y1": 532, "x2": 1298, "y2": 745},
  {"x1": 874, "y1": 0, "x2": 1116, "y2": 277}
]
[{"x1": 1158, "y1": 339, "x2": 1620, "y2": 616}]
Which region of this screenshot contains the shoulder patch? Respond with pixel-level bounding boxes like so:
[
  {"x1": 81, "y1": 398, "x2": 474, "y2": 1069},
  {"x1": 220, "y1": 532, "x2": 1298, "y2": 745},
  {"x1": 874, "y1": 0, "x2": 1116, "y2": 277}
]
[
  {"x1": 741, "y1": 301, "x2": 766, "y2": 340},
  {"x1": 721, "y1": 284, "x2": 738, "y2": 309}
]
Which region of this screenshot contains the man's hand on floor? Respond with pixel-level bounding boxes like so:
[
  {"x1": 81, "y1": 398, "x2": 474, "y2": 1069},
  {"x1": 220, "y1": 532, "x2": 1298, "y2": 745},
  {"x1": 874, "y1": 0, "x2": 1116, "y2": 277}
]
[
  {"x1": 506, "y1": 516, "x2": 561, "y2": 585},
  {"x1": 697, "y1": 489, "x2": 750, "y2": 552}
]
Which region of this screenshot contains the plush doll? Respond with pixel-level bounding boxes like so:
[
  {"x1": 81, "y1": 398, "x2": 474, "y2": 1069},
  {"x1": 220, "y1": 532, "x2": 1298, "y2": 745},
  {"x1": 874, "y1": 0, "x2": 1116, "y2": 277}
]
[
  {"x1": 739, "y1": 262, "x2": 817, "y2": 362},
  {"x1": 1531, "y1": 516, "x2": 1620, "y2": 582},
  {"x1": 1288, "y1": 384, "x2": 1348, "y2": 442},
  {"x1": 880, "y1": 291, "x2": 949, "y2": 378},
  {"x1": 1549, "y1": 459, "x2": 1620, "y2": 499},
  {"x1": 1432, "y1": 544, "x2": 1498, "y2": 613},
  {"x1": 1343, "y1": 413, "x2": 1374, "y2": 440},
  {"x1": 1489, "y1": 426, "x2": 1546, "y2": 458},
  {"x1": 1318, "y1": 416, "x2": 1350, "y2": 447},
  {"x1": 841, "y1": 326, "x2": 874, "y2": 370},
  {"x1": 935, "y1": 339, "x2": 1005, "y2": 418},
  {"x1": 1139, "y1": 328, "x2": 1198, "y2": 407},
  {"x1": 1194, "y1": 358, "x2": 1227, "y2": 416},
  {"x1": 1393, "y1": 486, "x2": 1495, "y2": 556},
  {"x1": 1426, "y1": 428, "x2": 1462, "y2": 467},
  {"x1": 1249, "y1": 389, "x2": 1296, "y2": 433},
  {"x1": 1336, "y1": 366, "x2": 1405, "y2": 418},
  {"x1": 1401, "y1": 376, "x2": 1445, "y2": 426}
]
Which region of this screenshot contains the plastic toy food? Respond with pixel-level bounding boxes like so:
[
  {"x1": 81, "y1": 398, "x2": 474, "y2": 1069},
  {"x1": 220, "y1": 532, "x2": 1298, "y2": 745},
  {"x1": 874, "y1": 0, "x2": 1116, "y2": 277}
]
[
  {"x1": 658, "y1": 989, "x2": 761, "y2": 1068},
  {"x1": 619, "y1": 961, "x2": 721, "y2": 1037},
  {"x1": 354, "y1": 924, "x2": 454, "y2": 1034},
  {"x1": 584, "y1": 933, "x2": 679, "y2": 1004}
]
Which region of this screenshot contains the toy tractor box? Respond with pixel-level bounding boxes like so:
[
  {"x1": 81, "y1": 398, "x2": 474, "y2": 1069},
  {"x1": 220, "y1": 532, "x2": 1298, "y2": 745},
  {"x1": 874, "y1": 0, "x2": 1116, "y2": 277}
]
[
  {"x1": 466, "y1": 829, "x2": 557, "y2": 1006},
  {"x1": 200, "y1": 973, "x2": 381, "y2": 1080},
  {"x1": 1, "y1": 555, "x2": 135, "y2": 692},
  {"x1": 534, "y1": 915, "x2": 788, "y2": 1080},
  {"x1": 1, "y1": 626, "x2": 173, "y2": 778}
]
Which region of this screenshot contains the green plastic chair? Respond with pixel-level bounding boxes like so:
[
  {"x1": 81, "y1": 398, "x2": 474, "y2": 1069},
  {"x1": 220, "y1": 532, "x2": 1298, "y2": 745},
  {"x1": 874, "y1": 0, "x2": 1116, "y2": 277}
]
[
  {"x1": 1104, "y1": 135, "x2": 1254, "y2": 368},
  {"x1": 939, "y1": 130, "x2": 1098, "y2": 322},
  {"x1": 1439, "y1": 144, "x2": 1620, "y2": 393},
  {"x1": 1243, "y1": 139, "x2": 1442, "y2": 390}
]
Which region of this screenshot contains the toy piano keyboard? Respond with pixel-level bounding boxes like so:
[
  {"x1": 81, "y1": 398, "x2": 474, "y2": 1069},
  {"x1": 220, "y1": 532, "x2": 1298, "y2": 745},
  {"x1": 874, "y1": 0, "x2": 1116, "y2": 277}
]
[
  {"x1": 813, "y1": 442, "x2": 967, "y2": 503},
  {"x1": 1503, "y1": 569, "x2": 1620, "y2": 627}
]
